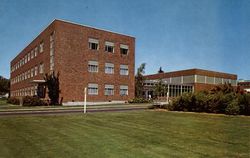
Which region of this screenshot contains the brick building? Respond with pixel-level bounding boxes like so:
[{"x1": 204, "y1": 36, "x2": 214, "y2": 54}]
[
  {"x1": 143, "y1": 68, "x2": 237, "y2": 98},
  {"x1": 10, "y1": 19, "x2": 135, "y2": 104},
  {"x1": 238, "y1": 80, "x2": 250, "y2": 93}
]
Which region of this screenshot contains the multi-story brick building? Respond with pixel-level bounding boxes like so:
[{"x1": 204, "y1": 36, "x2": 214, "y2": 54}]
[
  {"x1": 10, "y1": 19, "x2": 135, "y2": 104},
  {"x1": 143, "y1": 68, "x2": 237, "y2": 98}
]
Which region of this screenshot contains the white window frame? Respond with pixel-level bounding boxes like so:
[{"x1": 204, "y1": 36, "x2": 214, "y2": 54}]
[
  {"x1": 120, "y1": 85, "x2": 128, "y2": 96},
  {"x1": 105, "y1": 41, "x2": 114, "y2": 53},
  {"x1": 105, "y1": 84, "x2": 114, "y2": 96},
  {"x1": 120, "y1": 44, "x2": 129, "y2": 55},
  {"x1": 105, "y1": 63, "x2": 114, "y2": 74},
  {"x1": 88, "y1": 38, "x2": 99, "y2": 50},
  {"x1": 88, "y1": 61, "x2": 98, "y2": 72},
  {"x1": 120, "y1": 65, "x2": 129, "y2": 75},
  {"x1": 88, "y1": 83, "x2": 98, "y2": 95}
]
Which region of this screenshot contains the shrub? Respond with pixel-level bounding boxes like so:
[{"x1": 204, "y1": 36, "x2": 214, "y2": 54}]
[
  {"x1": 129, "y1": 98, "x2": 152, "y2": 104},
  {"x1": 23, "y1": 96, "x2": 47, "y2": 106},
  {"x1": 225, "y1": 99, "x2": 240, "y2": 115},
  {"x1": 7, "y1": 97, "x2": 20, "y2": 105},
  {"x1": 237, "y1": 93, "x2": 250, "y2": 115}
]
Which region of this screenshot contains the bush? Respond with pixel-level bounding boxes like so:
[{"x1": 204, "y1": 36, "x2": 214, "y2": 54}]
[
  {"x1": 225, "y1": 99, "x2": 240, "y2": 115},
  {"x1": 7, "y1": 97, "x2": 20, "y2": 105},
  {"x1": 129, "y1": 98, "x2": 152, "y2": 104},
  {"x1": 23, "y1": 96, "x2": 47, "y2": 106},
  {"x1": 237, "y1": 93, "x2": 250, "y2": 115}
]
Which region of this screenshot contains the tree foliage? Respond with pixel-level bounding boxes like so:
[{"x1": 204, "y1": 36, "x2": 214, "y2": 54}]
[
  {"x1": 44, "y1": 72, "x2": 60, "y2": 105},
  {"x1": 0, "y1": 76, "x2": 10, "y2": 95},
  {"x1": 153, "y1": 79, "x2": 167, "y2": 98},
  {"x1": 135, "y1": 63, "x2": 146, "y2": 98}
]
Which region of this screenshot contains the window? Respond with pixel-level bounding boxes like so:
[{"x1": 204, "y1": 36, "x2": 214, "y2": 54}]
[
  {"x1": 105, "y1": 41, "x2": 114, "y2": 53},
  {"x1": 27, "y1": 70, "x2": 30, "y2": 78},
  {"x1": 39, "y1": 63, "x2": 44, "y2": 74},
  {"x1": 120, "y1": 44, "x2": 129, "y2": 55},
  {"x1": 27, "y1": 53, "x2": 30, "y2": 62},
  {"x1": 120, "y1": 85, "x2": 128, "y2": 96},
  {"x1": 34, "y1": 48, "x2": 37, "y2": 57},
  {"x1": 24, "y1": 71, "x2": 27, "y2": 80},
  {"x1": 105, "y1": 63, "x2": 114, "y2": 74},
  {"x1": 31, "y1": 68, "x2": 34, "y2": 77},
  {"x1": 88, "y1": 38, "x2": 99, "y2": 50},
  {"x1": 88, "y1": 83, "x2": 98, "y2": 95},
  {"x1": 39, "y1": 42, "x2": 44, "y2": 53},
  {"x1": 31, "y1": 50, "x2": 34, "y2": 59},
  {"x1": 88, "y1": 61, "x2": 98, "y2": 72},
  {"x1": 25, "y1": 55, "x2": 27, "y2": 63},
  {"x1": 34, "y1": 66, "x2": 38, "y2": 76},
  {"x1": 105, "y1": 84, "x2": 114, "y2": 96},
  {"x1": 120, "y1": 65, "x2": 129, "y2": 75}
]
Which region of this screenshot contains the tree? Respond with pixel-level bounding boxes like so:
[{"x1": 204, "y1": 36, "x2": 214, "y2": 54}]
[
  {"x1": 154, "y1": 79, "x2": 167, "y2": 98},
  {"x1": 135, "y1": 63, "x2": 146, "y2": 98},
  {"x1": 0, "y1": 76, "x2": 10, "y2": 95},
  {"x1": 44, "y1": 72, "x2": 60, "y2": 105}
]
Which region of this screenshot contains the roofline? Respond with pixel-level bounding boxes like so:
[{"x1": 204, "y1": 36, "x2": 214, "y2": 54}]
[
  {"x1": 54, "y1": 18, "x2": 135, "y2": 38},
  {"x1": 11, "y1": 19, "x2": 56, "y2": 63},
  {"x1": 145, "y1": 68, "x2": 237, "y2": 77},
  {"x1": 11, "y1": 19, "x2": 135, "y2": 64}
]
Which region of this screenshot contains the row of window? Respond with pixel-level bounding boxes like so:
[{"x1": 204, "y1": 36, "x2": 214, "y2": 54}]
[
  {"x1": 11, "y1": 63, "x2": 44, "y2": 85},
  {"x1": 11, "y1": 42, "x2": 44, "y2": 73},
  {"x1": 150, "y1": 75, "x2": 237, "y2": 86},
  {"x1": 88, "y1": 84, "x2": 128, "y2": 96},
  {"x1": 11, "y1": 84, "x2": 129, "y2": 97},
  {"x1": 50, "y1": 32, "x2": 55, "y2": 71},
  {"x1": 88, "y1": 38, "x2": 129, "y2": 55},
  {"x1": 88, "y1": 61, "x2": 129, "y2": 75},
  {"x1": 11, "y1": 86, "x2": 37, "y2": 97}
]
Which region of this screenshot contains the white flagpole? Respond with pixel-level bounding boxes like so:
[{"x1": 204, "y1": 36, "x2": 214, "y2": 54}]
[{"x1": 84, "y1": 87, "x2": 87, "y2": 114}]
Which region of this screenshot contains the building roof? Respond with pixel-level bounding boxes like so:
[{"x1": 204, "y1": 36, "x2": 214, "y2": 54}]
[{"x1": 145, "y1": 68, "x2": 237, "y2": 80}]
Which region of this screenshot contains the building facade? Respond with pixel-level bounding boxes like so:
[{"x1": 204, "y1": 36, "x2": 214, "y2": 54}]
[
  {"x1": 238, "y1": 80, "x2": 250, "y2": 93},
  {"x1": 143, "y1": 69, "x2": 237, "y2": 98},
  {"x1": 10, "y1": 19, "x2": 135, "y2": 103}
]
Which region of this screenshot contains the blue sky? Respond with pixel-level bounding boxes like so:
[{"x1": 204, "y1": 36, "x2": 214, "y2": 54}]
[{"x1": 0, "y1": 0, "x2": 250, "y2": 79}]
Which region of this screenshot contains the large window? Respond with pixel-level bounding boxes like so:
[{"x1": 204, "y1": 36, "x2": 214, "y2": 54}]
[
  {"x1": 88, "y1": 83, "x2": 98, "y2": 95},
  {"x1": 105, "y1": 84, "x2": 114, "y2": 96},
  {"x1": 120, "y1": 65, "x2": 129, "y2": 75},
  {"x1": 105, "y1": 41, "x2": 114, "y2": 53},
  {"x1": 120, "y1": 85, "x2": 128, "y2": 96},
  {"x1": 88, "y1": 61, "x2": 98, "y2": 72},
  {"x1": 34, "y1": 66, "x2": 38, "y2": 76},
  {"x1": 88, "y1": 38, "x2": 99, "y2": 50},
  {"x1": 105, "y1": 63, "x2": 114, "y2": 74},
  {"x1": 120, "y1": 44, "x2": 129, "y2": 55}
]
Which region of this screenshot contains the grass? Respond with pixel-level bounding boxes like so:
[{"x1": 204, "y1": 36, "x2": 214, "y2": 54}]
[{"x1": 0, "y1": 111, "x2": 249, "y2": 158}]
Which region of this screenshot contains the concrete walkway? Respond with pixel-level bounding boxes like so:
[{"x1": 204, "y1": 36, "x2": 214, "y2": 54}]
[{"x1": 0, "y1": 104, "x2": 150, "y2": 117}]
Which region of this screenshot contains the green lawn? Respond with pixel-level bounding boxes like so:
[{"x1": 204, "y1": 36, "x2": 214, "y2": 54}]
[{"x1": 0, "y1": 111, "x2": 249, "y2": 158}]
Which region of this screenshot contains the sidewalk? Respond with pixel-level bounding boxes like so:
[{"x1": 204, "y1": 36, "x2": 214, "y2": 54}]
[{"x1": 0, "y1": 103, "x2": 150, "y2": 117}]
